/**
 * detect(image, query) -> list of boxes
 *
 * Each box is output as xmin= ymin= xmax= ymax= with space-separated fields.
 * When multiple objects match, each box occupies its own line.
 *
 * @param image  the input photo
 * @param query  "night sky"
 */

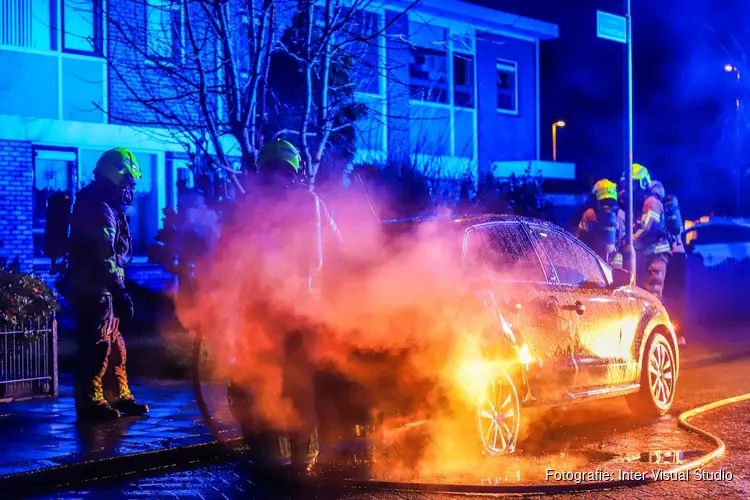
xmin=470 ymin=0 xmax=750 ymax=219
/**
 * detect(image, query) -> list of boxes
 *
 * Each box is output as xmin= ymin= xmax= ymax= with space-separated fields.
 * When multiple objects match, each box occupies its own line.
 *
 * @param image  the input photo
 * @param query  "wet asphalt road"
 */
xmin=30 ymin=335 xmax=750 ymax=499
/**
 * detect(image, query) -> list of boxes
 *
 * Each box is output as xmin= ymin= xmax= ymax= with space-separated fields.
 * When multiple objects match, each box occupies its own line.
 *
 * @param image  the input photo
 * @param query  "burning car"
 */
xmin=374 ymin=214 xmax=680 ymax=456
xmin=224 ymin=213 xmax=679 ymax=462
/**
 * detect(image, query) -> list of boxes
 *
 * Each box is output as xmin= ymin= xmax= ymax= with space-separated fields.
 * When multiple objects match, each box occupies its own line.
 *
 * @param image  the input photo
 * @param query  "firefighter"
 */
xmin=651 ymin=180 xmax=688 ymax=345
xmin=576 ymin=179 xmax=625 ymax=268
xmin=67 ymin=148 xmax=149 ymax=420
xmin=228 ymin=138 xmax=340 ymax=476
xmin=620 ymin=163 xmax=672 ymax=301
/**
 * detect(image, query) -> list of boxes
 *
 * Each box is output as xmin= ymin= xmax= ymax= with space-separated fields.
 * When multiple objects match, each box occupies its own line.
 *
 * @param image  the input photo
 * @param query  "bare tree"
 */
xmin=96 ymin=0 xmax=419 ymax=192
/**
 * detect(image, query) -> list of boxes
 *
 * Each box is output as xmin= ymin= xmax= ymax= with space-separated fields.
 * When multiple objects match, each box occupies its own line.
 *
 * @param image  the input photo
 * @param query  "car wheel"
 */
xmin=476 ymin=372 xmax=521 ymax=455
xmin=626 ymin=332 xmax=677 ymax=417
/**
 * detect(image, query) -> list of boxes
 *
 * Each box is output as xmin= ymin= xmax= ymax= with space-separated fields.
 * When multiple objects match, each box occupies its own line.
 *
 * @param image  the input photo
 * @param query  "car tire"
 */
xmin=476 ymin=371 xmax=521 ymax=456
xmin=626 ymin=332 xmax=677 ymax=417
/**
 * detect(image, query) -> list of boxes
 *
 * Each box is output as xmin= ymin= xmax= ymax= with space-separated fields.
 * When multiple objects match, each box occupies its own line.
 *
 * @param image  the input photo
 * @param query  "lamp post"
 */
xmin=552 ymin=120 xmax=566 ymax=161
xmin=726 ymin=63 xmax=742 ymax=211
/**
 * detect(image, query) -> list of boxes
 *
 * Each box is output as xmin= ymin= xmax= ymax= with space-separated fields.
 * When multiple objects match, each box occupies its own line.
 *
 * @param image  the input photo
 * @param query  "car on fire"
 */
xmin=379 ymin=214 xmax=680 ymax=457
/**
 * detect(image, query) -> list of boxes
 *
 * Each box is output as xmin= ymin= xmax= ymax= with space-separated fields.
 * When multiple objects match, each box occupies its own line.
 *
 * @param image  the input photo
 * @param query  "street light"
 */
xmin=552 ymin=120 xmax=566 ymax=162
xmin=726 ymin=64 xmax=742 ymax=210
xmin=725 ymin=64 xmax=741 ymax=111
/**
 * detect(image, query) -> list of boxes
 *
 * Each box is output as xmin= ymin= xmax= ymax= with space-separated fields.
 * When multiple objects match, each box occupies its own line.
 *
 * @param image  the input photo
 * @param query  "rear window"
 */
xmin=686 ymin=225 xmax=750 ymax=245
xmin=464 ymin=223 xmax=545 ymax=282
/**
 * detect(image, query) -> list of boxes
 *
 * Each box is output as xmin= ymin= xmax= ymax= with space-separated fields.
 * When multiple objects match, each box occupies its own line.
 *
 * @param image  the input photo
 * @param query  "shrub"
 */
xmin=0 ymin=263 xmax=59 ymax=328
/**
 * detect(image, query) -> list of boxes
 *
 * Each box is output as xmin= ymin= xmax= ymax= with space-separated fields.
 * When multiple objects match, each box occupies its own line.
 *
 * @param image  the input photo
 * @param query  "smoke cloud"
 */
xmin=173 ymin=181 xmax=562 ymax=480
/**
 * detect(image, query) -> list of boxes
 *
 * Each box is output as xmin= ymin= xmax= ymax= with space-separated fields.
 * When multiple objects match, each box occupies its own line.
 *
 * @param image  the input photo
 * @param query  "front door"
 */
xmin=463 ymin=222 xmax=576 ymax=402
xmin=526 ymin=225 xmax=633 ymax=392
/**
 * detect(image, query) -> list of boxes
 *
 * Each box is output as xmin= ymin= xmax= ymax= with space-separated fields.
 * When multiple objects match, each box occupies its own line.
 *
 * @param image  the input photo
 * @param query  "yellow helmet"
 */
xmin=592 ymin=179 xmax=618 ymax=202
xmin=632 ymin=163 xmax=652 ymax=190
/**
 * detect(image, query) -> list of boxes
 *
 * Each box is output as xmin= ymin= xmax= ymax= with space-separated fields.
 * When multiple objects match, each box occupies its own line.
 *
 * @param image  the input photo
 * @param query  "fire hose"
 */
xmin=192 ymin=333 xmax=750 ymax=494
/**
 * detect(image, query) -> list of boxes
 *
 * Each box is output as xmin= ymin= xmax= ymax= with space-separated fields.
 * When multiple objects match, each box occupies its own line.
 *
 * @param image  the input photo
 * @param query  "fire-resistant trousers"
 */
xmin=73 ymin=294 xmax=132 ymax=410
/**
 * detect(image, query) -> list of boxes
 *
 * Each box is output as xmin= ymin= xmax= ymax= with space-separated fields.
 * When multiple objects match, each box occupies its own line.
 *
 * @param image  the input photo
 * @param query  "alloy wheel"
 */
xmin=476 ymin=373 xmax=521 ymax=455
xmin=647 ymin=341 xmax=675 ymax=410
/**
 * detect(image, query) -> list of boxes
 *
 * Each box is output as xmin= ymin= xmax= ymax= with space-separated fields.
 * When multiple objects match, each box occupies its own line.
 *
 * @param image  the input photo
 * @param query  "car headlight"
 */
xmin=517 ymin=343 xmax=533 ymax=365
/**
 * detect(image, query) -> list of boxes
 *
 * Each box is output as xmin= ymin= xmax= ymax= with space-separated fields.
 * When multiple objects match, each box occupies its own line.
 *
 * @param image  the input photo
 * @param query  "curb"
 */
xmin=0 ymin=438 xmax=244 ymax=499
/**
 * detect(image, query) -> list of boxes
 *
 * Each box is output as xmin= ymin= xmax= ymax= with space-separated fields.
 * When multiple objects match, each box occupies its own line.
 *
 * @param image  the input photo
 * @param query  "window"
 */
xmin=454 ymin=108 xmax=475 ymax=159
xmin=355 ymin=96 xmax=386 ymax=154
xmin=409 ymin=47 xmax=448 ymax=103
xmin=465 ymin=224 xmax=545 ymax=282
xmin=33 ymin=148 xmax=77 ymax=258
xmin=62 ymin=0 xmax=103 ymax=54
xmin=532 ymin=228 xmax=607 ymax=286
xmin=408 ymin=23 xmax=448 ymax=104
xmin=146 ymin=0 xmax=182 ymax=61
xmin=1 ymin=0 xmax=53 ymax=50
xmin=496 ymin=59 xmax=518 ymax=114
xmin=350 ymin=10 xmax=382 ymax=95
xmin=453 ymin=53 xmax=474 ymax=108
xmin=410 ymin=103 xmax=451 ymax=157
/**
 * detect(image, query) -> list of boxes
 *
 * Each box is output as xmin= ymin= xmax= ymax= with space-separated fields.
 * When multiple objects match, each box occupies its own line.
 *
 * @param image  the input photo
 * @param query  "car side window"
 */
xmin=531 ymin=227 xmax=607 ymax=286
xmin=465 ymin=223 xmax=545 ymax=282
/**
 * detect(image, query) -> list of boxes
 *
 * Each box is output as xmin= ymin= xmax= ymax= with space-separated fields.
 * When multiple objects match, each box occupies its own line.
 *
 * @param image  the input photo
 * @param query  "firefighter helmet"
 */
xmin=631 ymin=163 xmax=652 ymax=190
xmin=592 ymin=179 xmax=618 ymax=202
xmin=94 ymin=148 xmax=142 ymax=186
xmin=257 ymin=139 xmax=301 ymax=173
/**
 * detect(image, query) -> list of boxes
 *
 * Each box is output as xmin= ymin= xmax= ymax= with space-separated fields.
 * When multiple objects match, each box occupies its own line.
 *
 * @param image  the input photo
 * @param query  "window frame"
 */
xmin=31 ymin=145 xmax=78 ymax=263
xmin=496 ymin=58 xmax=519 ymax=116
xmin=145 ymin=0 xmax=184 ymax=64
xmin=526 ymin=224 xmax=610 ymax=286
xmin=462 ymin=221 xmax=548 ymax=284
xmin=352 ymin=8 xmax=388 ymax=161
xmin=406 ymin=16 xmax=478 ymax=162
xmin=60 ymin=0 xmax=104 ymax=56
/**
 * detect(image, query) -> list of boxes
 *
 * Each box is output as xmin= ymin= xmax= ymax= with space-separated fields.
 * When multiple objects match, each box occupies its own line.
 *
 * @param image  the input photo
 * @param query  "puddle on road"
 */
xmin=580 ymin=449 xmax=705 ymax=465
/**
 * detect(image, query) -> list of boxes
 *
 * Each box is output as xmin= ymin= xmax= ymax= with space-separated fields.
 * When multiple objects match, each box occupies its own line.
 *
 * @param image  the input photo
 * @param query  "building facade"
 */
xmin=0 ymin=0 xmax=563 ymax=287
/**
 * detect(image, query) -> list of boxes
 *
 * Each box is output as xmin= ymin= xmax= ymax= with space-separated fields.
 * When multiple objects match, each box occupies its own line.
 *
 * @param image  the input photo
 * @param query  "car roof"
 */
xmin=380 ymin=213 xmax=564 ymax=233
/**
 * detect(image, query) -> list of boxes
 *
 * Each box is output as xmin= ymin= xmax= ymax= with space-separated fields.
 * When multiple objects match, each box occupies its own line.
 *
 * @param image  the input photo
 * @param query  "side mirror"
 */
xmin=610 ymin=268 xmax=633 ymax=288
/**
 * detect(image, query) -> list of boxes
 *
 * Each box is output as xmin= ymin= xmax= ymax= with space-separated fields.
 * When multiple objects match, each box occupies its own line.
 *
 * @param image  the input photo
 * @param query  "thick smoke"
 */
xmin=173 ymin=183 xmax=561 ymax=479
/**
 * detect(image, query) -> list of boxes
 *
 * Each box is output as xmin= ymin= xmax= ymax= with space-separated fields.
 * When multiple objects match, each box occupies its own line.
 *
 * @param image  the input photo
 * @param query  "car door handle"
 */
xmin=561 ymin=301 xmax=586 ymax=316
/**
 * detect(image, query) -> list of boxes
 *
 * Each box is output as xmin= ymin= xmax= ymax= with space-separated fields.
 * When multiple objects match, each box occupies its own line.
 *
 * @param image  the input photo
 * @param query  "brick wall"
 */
xmin=0 ymin=140 xmax=33 ymax=272
xmin=107 ymin=3 xmax=212 ymax=128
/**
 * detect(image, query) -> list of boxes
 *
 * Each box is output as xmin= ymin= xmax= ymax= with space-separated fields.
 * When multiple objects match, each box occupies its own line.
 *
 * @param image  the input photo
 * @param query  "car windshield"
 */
xmin=464 ymin=223 xmax=545 ymax=282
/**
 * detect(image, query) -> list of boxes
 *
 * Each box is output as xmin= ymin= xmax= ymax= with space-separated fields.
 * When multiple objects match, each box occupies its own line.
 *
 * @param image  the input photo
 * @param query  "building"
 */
xmin=0 ymin=0 xmax=566 ymax=288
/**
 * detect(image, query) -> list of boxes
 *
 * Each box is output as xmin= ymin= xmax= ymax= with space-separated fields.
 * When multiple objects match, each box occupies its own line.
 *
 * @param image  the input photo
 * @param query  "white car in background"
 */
xmin=683 ymin=216 xmax=750 ymax=266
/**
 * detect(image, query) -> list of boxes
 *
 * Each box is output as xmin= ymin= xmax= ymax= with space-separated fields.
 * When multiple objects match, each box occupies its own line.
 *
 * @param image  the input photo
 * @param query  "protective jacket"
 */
xmin=576 ymin=206 xmax=625 ymax=265
xmin=633 ymin=194 xmax=671 ymax=256
xmin=255 ymin=185 xmax=342 ymax=297
xmin=67 ymin=183 xmax=131 ymax=298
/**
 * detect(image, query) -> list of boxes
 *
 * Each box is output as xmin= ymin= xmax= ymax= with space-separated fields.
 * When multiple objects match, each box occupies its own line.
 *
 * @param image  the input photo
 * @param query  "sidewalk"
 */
xmin=0 ymin=374 xmax=239 ymax=479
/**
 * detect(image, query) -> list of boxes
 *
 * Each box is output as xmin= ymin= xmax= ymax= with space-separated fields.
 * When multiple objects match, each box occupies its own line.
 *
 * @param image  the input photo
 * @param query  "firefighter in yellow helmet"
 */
xmin=576 ymin=179 xmax=626 ymax=267
xmin=619 ymin=163 xmax=672 ymax=300
xmin=226 ymin=138 xmax=342 ymax=477
xmin=67 ymin=148 xmax=149 ymax=420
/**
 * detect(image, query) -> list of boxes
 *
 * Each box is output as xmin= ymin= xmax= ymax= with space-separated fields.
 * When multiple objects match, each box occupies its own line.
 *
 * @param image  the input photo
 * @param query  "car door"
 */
xmin=463 ymin=222 xmax=577 ymax=402
xmin=526 ymin=224 xmax=636 ymax=392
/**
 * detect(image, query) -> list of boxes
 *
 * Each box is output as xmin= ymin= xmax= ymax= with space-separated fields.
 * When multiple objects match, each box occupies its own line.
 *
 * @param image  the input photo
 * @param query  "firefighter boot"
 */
xmin=111 ymin=332 xmax=149 ymax=416
xmin=289 ymin=427 xmax=320 ymax=475
xmin=76 ymin=382 xmax=121 ymax=421
xmin=111 ymin=376 xmax=149 ymax=416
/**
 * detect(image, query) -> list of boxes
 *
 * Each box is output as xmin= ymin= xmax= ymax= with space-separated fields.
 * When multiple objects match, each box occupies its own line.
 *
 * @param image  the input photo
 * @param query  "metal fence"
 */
xmin=0 ymin=318 xmax=58 ymax=402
